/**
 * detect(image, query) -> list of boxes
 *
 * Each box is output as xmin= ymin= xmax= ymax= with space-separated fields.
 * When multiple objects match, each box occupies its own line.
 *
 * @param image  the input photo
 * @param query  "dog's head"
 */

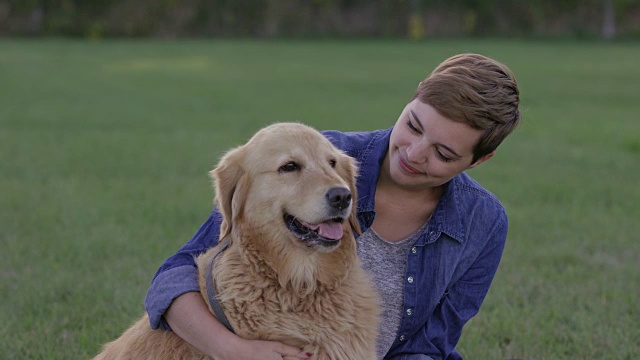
xmin=210 ymin=123 xmax=361 ymax=292
xmin=212 ymin=123 xmax=359 ymax=251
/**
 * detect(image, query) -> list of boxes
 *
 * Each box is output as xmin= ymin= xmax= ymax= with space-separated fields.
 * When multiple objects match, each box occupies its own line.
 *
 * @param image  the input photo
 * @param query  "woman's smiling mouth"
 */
xmin=398 ymin=154 xmax=422 ymax=175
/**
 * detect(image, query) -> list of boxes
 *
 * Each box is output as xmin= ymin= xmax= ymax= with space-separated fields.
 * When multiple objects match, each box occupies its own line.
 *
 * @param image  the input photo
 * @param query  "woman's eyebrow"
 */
xmin=409 ymin=110 xmax=425 ymax=131
xmin=439 ymin=144 xmax=462 ymax=158
xmin=410 ymin=109 xmax=462 ymax=158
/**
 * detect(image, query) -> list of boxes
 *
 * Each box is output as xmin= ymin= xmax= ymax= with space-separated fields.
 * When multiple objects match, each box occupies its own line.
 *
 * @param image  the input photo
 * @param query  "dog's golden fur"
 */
xmin=94 ymin=123 xmax=380 ymax=360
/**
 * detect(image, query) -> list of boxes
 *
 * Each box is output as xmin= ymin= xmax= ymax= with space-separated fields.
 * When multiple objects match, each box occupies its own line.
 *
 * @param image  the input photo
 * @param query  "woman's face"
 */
xmin=385 ymin=99 xmax=494 ymax=191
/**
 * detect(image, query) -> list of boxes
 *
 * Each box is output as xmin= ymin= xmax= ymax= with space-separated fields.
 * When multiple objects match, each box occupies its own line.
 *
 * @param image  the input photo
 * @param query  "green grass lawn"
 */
xmin=1 ymin=38 xmax=638 ymax=359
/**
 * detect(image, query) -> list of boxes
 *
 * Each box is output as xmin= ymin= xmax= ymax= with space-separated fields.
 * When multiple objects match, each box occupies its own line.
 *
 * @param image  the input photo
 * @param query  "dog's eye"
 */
xmin=279 ymin=161 xmax=300 ymax=173
xmin=328 ymin=159 xmax=336 ymax=168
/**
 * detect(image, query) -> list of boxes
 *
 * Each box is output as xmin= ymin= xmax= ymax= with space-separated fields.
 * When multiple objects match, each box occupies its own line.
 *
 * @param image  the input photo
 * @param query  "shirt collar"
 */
xmin=354 ymin=128 xmax=391 ymax=215
xmin=422 ymin=175 xmax=466 ymax=245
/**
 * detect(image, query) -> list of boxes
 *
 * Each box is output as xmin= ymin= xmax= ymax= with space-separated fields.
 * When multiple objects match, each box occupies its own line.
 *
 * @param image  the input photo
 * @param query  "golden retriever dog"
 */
xmin=94 ymin=123 xmax=380 ymax=360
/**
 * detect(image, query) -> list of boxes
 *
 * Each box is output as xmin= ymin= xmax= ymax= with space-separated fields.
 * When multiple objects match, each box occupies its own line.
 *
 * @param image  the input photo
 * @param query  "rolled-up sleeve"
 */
xmin=144 ymin=209 xmax=223 ymax=330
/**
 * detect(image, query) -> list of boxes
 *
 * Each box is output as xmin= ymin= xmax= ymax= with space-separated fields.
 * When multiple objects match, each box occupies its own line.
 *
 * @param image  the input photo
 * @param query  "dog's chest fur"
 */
xmin=197 ymin=238 xmax=380 ymax=360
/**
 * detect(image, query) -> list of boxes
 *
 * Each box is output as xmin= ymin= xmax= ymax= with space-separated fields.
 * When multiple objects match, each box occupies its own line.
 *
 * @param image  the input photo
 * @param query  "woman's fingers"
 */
xmin=231 ymin=338 xmax=311 ymax=360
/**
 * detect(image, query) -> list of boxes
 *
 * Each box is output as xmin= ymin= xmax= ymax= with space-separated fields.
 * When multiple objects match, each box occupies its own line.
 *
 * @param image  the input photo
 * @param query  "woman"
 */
xmin=144 ymin=53 xmax=521 ymax=360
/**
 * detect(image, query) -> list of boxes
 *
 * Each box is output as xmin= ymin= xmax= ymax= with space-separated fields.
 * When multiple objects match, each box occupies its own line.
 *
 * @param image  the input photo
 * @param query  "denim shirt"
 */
xmin=145 ymin=128 xmax=508 ymax=360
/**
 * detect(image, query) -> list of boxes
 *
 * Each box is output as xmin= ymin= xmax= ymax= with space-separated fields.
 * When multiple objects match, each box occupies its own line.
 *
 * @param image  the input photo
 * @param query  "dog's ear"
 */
xmin=338 ymin=153 xmax=362 ymax=236
xmin=210 ymin=146 xmax=250 ymax=238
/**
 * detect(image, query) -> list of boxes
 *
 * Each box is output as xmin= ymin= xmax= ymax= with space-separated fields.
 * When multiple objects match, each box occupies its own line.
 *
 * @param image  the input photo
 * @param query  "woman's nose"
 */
xmin=406 ymin=144 xmax=428 ymax=164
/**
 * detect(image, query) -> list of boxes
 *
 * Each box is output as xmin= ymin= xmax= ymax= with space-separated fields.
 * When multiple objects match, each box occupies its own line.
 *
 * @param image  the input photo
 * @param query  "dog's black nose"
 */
xmin=326 ymin=187 xmax=352 ymax=210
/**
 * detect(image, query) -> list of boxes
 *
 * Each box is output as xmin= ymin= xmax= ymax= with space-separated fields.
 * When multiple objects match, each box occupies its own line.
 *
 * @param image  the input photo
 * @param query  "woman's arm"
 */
xmin=145 ymin=210 xmax=224 ymax=330
xmin=145 ymin=209 xmax=309 ymax=359
xmin=166 ymin=292 xmax=310 ymax=360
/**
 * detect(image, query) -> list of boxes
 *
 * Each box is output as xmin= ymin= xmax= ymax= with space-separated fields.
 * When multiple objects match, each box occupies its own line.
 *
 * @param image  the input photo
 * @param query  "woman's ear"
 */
xmin=210 ymin=146 xmax=249 ymax=238
xmin=468 ymin=151 xmax=495 ymax=169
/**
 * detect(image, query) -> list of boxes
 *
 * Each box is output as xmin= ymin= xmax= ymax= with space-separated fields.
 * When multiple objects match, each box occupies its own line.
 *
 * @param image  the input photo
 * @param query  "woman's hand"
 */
xmin=165 ymin=292 xmax=310 ymax=360
xmin=217 ymin=337 xmax=311 ymax=360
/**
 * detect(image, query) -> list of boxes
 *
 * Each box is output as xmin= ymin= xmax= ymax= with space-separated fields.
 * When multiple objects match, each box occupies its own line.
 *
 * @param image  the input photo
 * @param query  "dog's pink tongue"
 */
xmin=317 ymin=222 xmax=344 ymax=240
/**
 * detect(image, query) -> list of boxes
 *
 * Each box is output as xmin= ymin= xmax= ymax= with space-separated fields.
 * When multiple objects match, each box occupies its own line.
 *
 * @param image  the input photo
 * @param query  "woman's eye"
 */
xmin=436 ymin=150 xmax=453 ymax=162
xmin=406 ymin=120 xmax=420 ymax=134
xmin=329 ymin=159 xmax=336 ymax=168
xmin=279 ymin=161 xmax=300 ymax=173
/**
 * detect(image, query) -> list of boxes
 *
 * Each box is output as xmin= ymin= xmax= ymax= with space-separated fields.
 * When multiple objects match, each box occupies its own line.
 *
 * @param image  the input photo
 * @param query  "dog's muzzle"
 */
xmin=284 ymin=214 xmax=345 ymax=248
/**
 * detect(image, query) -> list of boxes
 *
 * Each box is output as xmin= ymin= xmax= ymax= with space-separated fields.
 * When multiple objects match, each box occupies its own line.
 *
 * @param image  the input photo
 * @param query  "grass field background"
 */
xmin=1 ymin=39 xmax=639 ymax=359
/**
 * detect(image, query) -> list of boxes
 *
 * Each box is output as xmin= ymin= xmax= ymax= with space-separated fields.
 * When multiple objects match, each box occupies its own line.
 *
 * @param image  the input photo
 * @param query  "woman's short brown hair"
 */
xmin=413 ymin=53 xmax=521 ymax=164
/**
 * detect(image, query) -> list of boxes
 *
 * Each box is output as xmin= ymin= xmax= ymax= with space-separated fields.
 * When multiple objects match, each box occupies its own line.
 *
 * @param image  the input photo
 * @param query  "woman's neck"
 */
xmin=373 ymin=157 xmax=443 ymax=242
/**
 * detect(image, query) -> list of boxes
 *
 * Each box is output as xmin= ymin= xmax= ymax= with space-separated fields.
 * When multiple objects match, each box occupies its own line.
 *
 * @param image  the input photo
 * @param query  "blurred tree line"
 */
xmin=0 ymin=0 xmax=638 ymax=39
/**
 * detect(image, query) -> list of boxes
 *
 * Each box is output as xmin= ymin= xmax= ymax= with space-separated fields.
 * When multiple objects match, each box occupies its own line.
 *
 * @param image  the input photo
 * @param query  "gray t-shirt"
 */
xmin=356 ymin=224 xmax=427 ymax=359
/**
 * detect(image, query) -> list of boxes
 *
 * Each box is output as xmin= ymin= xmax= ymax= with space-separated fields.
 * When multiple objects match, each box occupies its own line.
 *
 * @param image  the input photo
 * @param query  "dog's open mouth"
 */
xmin=284 ymin=213 xmax=344 ymax=247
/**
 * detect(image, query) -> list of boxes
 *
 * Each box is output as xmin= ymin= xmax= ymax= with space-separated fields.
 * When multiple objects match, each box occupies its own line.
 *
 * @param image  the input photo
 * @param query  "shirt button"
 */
xmin=411 ymin=247 xmax=417 ymax=254
xmin=399 ymin=335 xmax=406 ymax=341
xmin=407 ymin=276 xmax=414 ymax=284
xmin=406 ymin=308 xmax=412 ymax=316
